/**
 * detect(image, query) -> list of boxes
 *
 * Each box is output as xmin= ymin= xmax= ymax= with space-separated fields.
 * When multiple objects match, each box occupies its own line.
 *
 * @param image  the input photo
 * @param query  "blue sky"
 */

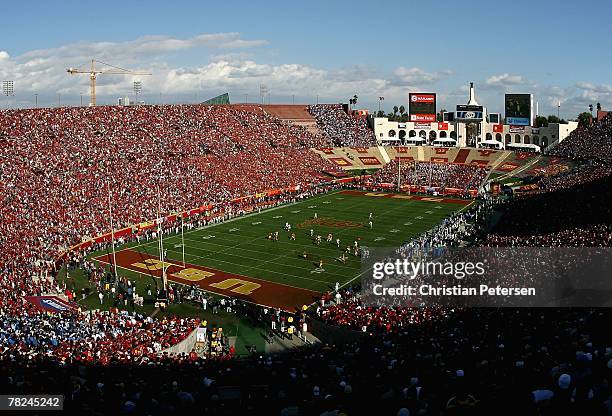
xmin=1 ymin=0 xmax=611 ymax=117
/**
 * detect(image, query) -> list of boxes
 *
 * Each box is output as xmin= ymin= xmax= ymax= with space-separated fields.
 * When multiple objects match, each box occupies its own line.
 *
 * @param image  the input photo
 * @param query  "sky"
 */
xmin=1 ymin=0 xmax=611 ymax=118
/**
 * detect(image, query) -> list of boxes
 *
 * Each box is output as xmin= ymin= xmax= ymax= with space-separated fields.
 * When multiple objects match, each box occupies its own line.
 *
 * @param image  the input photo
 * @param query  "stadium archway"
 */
xmin=399 ymin=130 xmax=406 ymax=142
xmin=439 ymin=131 xmax=447 ymax=138
xmin=533 ymin=135 xmax=540 ymax=146
xmin=450 ymin=131 xmax=457 ymax=140
xmin=429 ymin=131 xmax=437 ymax=141
xmin=419 ymin=130 xmax=427 ymax=139
xmin=541 ymin=136 xmax=548 ymax=148
xmin=409 ymin=130 xmax=416 ymax=137
xmin=486 ymin=132 xmax=492 ymax=140
xmin=495 ymin=133 xmax=502 ymax=141
xmin=524 ymin=135 xmax=530 ymax=144
xmin=389 ymin=130 xmax=396 ymax=138
xmin=505 ymin=134 xmax=511 ymax=145
xmin=515 ymin=134 xmax=521 ymax=143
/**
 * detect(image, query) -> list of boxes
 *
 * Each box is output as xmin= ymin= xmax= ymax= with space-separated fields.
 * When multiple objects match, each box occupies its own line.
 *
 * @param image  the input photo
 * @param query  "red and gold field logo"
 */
xmin=435 ymin=147 xmax=448 ymax=154
xmin=329 ymin=157 xmax=352 ymax=166
xmin=431 ymin=157 xmax=448 ymax=163
xmin=394 ymin=146 xmax=409 ymax=153
xmin=497 ymin=163 xmax=519 ymax=172
xmin=478 ymin=149 xmax=496 ymax=156
xmin=319 ymin=148 xmax=335 ymax=155
xmin=359 ymin=157 xmax=381 ymax=165
xmin=470 ymin=160 xmax=490 ymax=167
xmin=351 ymin=147 xmax=369 ymax=153
xmin=297 ymin=217 xmax=363 ymax=229
xmin=515 ymin=152 xmax=534 ymax=160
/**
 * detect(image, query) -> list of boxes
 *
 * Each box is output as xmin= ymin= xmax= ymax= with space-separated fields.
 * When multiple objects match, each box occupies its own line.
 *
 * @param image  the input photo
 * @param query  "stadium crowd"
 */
xmin=0 ymin=104 xmax=345 ymax=365
xmin=1 ymin=105 xmax=612 ymax=415
xmin=308 ymin=104 xmax=376 ymax=146
xmin=369 ymin=160 xmax=489 ymax=193
xmin=549 ymin=112 xmax=612 ymax=163
xmin=3 ymin=307 xmax=611 ymax=415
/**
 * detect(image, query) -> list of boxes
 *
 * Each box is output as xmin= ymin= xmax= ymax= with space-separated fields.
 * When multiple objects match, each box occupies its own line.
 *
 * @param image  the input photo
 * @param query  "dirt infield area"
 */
xmin=94 ymin=249 xmax=321 ymax=312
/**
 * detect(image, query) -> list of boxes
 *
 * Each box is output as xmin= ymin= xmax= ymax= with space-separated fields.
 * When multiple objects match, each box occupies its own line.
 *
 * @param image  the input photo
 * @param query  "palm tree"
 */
xmin=399 ymin=105 xmax=405 ymax=116
xmin=393 ymin=106 xmax=399 ymax=116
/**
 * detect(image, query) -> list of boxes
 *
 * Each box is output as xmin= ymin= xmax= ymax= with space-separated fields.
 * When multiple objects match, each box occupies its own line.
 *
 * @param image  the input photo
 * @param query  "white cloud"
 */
xmin=485 ymin=73 xmax=533 ymax=89
xmin=576 ymin=82 xmax=612 ymax=94
xmin=392 ymin=67 xmax=452 ymax=85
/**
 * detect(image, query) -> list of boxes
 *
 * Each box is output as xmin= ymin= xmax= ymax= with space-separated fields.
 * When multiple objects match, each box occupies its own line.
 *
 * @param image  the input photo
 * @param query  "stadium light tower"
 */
xmin=104 ymin=163 xmax=118 ymax=280
xmin=378 ymin=96 xmax=384 ymax=114
xmin=134 ymin=80 xmax=142 ymax=102
xmin=259 ymin=84 xmax=268 ymax=104
xmin=3 ymin=80 xmax=14 ymax=108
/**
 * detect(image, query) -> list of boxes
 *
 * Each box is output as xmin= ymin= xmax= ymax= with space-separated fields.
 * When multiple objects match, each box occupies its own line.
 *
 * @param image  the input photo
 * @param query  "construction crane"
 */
xmin=67 ymin=59 xmax=151 ymax=107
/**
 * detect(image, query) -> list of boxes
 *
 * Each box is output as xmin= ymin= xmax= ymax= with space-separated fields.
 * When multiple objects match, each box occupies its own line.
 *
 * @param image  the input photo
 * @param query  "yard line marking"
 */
xmin=389 ymin=229 xmax=400 ymax=233
xmin=229 ymin=228 xmax=240 ymax=232
xmin=202 ymin=235 xmax=215 ymax=240
xmin=251 ymin=221 xmax=262 ymax=225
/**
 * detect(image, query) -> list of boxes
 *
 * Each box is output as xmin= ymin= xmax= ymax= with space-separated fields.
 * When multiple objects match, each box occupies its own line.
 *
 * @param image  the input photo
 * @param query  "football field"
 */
xmin=94 ymin=190 xmax=472 ymax=310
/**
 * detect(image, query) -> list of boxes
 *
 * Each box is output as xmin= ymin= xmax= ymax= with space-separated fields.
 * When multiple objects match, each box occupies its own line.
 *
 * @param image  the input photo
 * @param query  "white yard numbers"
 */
xmin=272 ymin=215 xmax=283 ymax=219
xmin=389 ymin=229 xmax=400 ymax=233
xmin=415 ymin=216 xmax=423 ymax=220
xmin=290 ymin=210 xmax=301 ymax=213
xmin=252 ymin=221 xmax=262 ymax=225
xmin=229 ymin=228 xmax=240 ymax=232
xmin=404 ymin=222 xmax=413 ymax=226
xmin=374 ymin=237 xmax=386 ymax=242
xmin=202 ymin=235 xmax=215 ymax=240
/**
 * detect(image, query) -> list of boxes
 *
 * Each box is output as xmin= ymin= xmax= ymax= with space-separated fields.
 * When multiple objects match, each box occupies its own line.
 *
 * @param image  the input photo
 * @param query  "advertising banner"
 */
xmin=24 ymin=296 xmax=78 ymax=313
xmin=505 ymin=93 xmax=532 ymax=126
xmin=455 ymin=104 xmax=484 ymax=121
xmin=409 ymin=93 xmax=436 ymax=122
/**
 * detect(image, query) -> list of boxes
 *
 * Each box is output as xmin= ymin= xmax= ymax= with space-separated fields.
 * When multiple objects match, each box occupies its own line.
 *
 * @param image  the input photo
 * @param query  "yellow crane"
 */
xmin=67 ymin=59 xmax=151 ymax=107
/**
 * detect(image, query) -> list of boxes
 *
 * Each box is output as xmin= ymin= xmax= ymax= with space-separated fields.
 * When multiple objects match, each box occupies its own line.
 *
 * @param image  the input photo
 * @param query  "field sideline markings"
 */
xmin=126 ymin=190 xmax=342 ymax=252
xmin=164 ymin=243 xmax=351 ymax=278
xmin=92 ymin=253 xmax=316 ymax=312
xmin=115 ymin=190 xmax=459 ymax=291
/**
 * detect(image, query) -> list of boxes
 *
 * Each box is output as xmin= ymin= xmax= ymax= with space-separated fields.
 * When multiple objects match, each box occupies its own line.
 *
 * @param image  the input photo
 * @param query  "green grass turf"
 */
xmin=109 ymin=190 xmax=466 ymax=293
xmin=57 ymin=266 xmax=267 ymax=356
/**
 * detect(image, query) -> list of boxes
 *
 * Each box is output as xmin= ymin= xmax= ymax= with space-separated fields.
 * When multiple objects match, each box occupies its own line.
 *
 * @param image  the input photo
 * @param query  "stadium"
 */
xmin=1 ymin=3 xmax=612 ymax=416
